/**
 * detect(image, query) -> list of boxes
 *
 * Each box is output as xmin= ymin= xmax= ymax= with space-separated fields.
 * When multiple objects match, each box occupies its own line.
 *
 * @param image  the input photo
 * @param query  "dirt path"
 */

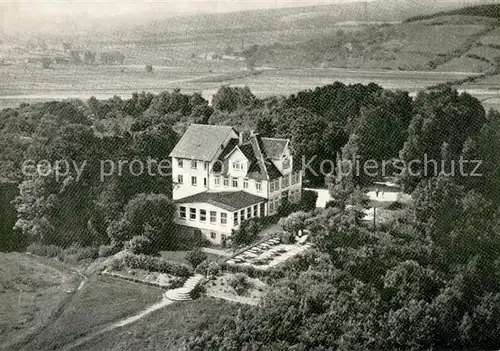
xmin=58 ymin=297 xmax=175 ymax=351
xmin=6 ymin=255 xmax=89 ymax=351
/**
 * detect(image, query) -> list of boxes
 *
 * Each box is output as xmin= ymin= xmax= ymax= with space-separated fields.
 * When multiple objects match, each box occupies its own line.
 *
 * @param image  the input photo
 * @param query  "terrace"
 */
xmin=226 ymin=235 xmax=312 ymax=271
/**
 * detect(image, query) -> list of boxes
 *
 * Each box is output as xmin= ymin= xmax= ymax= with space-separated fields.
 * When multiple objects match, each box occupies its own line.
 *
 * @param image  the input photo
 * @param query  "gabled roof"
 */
xmin=174 ymin=191 xmax=267 ymax=212
xmin=212 ymin=138 xmax=240 ymax=173
xmin=239 ymin=144 xmax=255 ymax=161
xmin=261 ymin=137 xmax=289 ymax=160
xmin=265 ymin=160 xmax=283 ymax=180
xmin=214 ymin=134 xmax=286 ymax=181
xmin=169 ymin=124 xmax=236 ymax=161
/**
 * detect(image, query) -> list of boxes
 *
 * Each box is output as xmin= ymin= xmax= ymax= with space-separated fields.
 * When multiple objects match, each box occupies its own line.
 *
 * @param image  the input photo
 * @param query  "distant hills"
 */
xmin=3 ymin=1 xmax=500 ymax=74
xmin=242 ymin=3 xmax=500 ymax=73
xmin=406 ymin=3 xmax=500 ymax=22
xmin=1 ymin=1 xmax=491 ymax=39
xmin=125 ymin=1 xmax=493 ymax=42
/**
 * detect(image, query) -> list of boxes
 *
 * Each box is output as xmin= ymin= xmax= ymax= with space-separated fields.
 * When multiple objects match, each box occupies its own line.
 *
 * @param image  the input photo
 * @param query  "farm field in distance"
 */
xmin=0 ymin=63 xmax=493 ymax=110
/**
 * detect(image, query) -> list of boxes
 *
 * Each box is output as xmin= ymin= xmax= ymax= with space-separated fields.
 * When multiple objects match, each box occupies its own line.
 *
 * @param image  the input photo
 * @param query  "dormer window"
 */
xmin=232 ymin=161 xmax=244 ymax=171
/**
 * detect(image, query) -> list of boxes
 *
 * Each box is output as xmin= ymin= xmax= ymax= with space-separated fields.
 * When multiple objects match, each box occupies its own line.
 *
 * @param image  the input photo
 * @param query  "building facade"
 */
xmin=169 ymin=124 xmax=302 ymax=245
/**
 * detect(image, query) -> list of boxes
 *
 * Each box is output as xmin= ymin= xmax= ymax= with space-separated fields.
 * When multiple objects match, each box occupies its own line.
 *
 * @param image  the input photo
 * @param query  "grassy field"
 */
xmin=0 ymin=253 xmax=79 ymax=350
xmin=436 ymin=56 xmax=493 ymax=73
xmin=71 ymin=297 xmax=241 ymax=351
xmin=0 ymin=252 xmax=164 ymax=351
xmin=0 ymin=64 xmax=480 ymax=109
xmin=16 ymin=275 xmax=163 ymax=351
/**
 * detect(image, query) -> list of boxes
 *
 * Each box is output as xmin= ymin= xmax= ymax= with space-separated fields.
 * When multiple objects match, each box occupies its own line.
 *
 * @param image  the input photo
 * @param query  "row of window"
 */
xmin=232 ymin=161 xmax=245 ymax=171
xmin=176 ymin=172 xmax=300 ymax=191
xmin=270 ymin=172 xmax=301 ymax=192
xmin=214 ymin=176 xmax=262 ymax=191
xmin=179 ymin=204 xmax=261 ymax=226
xmin=177 ymin=159 xmax=208 ymax=171
xmin=179 ymin=207 xmax=228 ymax=225
xmin=177 ymin=175 xmax=208 ymax=187
xmin=269 ymin=197 xmax=282 ymax=213
xmin=209 ymin=232 xmax=227 ymax=241
xmin=268 ymin=189 xmax=301 ymax=212
xmin=233 ymin=204 xmax=260 ymax=226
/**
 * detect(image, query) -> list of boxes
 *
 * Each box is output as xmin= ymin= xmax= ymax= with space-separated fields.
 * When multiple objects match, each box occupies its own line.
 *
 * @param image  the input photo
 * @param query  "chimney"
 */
xmin=239 ymin=131 xmax=244 ymax=145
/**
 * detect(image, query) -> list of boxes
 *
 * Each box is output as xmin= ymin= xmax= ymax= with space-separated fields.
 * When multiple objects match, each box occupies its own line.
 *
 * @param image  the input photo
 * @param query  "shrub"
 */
xmin=185 ymin=248 xmax=208 ymax=268
xmin=232 ymin=218 xmax=263 ymax=247
xmin=195 ymin=260 xmax=222 ymax=278
xmin=278 ymin=211 xmax=312 ymax=235
xmin=108 ymin=257 xmax=125 ymax=271
xmin=280 ymin=231 xmax=296 ymax=244
xmin=41 ymin=57 xmax=52 ymax=69
xmin=170 ymin=277 xmax=186 ymax=289
xmin=27 ymin=243 xmax=99 ymax=262
xmin=173 ymin=227 xmax=211 ymax=250
xmin=300 ymin=190 xmax=318 ymax=212
xmin=277 ymin=198 xmax=301 ymax=218
xmin=26 ymin=243 xmax=63 ymax=258
xmin=253 ymin=258 xmax=270 ymax=266
xmin=98 ymin=242 xmax=122 ymax=257
xmin=124 ymin=235 xmax=151 ymax=255
xmin=65 ymin=245 xmax=99 ymax=261
xmin=122 ymin=253 xmax=192 ymax=277
xmin=228 ymin=273 xmax=253 ymax=296
xmin=223 ymin=263 xmax=267 ymax=279
xmin=190 ymin=281 xmax=206 ymax=299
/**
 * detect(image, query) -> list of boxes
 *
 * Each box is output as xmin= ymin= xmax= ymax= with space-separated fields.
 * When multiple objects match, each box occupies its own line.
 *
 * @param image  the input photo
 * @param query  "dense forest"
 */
xmin=1 ymin=81 xmax=499 ymax=348
xmin=192 ymin=89 xmax=500 ymax=349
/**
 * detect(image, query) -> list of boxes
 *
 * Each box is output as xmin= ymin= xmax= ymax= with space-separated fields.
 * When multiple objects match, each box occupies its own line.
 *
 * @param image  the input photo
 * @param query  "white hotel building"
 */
xmin=170 ymin=124 xmax=303 ymax=245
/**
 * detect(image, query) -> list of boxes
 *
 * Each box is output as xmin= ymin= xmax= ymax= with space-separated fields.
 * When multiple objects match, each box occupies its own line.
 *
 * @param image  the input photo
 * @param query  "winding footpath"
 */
xmin=59 ymin=274 xmax=205 ymax=351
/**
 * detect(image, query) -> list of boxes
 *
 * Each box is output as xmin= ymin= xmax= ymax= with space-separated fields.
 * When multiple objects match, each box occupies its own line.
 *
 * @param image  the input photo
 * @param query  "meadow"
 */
xmin=0 ymin=253 xmax=79 ymax=350
xmin=0 ymin=252 xmax=164 ymax=351
xmin=71 ymin=297 xmax=240 ymax=351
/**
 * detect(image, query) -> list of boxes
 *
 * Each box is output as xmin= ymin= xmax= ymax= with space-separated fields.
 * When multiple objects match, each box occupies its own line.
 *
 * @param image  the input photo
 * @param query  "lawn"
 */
xmin=18 ymin=275 xmax=163 ymax=351
xmin=0 ymin=252 xmax=80 ymax=350
xmin=71 ymin=297 xmax=242 ymax=351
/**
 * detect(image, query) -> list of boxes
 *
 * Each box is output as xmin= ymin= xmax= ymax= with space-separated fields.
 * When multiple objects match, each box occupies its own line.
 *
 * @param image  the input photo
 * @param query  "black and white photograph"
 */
xmin=1 ymin=0 xmax=500 ymax=350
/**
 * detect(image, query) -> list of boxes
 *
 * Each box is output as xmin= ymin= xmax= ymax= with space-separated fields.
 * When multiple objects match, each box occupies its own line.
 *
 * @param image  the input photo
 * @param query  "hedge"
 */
xmin=122 ymin=253 xmax=192 ymax=277
xmin=27 ymin=243 xmax=99 ymax=261
xmin=221 ymin=262 xmax=268 ymax=279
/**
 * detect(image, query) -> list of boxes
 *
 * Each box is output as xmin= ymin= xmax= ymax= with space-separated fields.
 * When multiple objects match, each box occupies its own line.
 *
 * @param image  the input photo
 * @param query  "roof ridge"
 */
xmin=261 ymin=136 xmax=289 ymax=141
xmin=169 ymin=124 xmax=237 ymax=161
xmin=250 ymin=135 xmax=269 ymax=180
xmin=190 ymin=123 xmax=233 ymax=128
